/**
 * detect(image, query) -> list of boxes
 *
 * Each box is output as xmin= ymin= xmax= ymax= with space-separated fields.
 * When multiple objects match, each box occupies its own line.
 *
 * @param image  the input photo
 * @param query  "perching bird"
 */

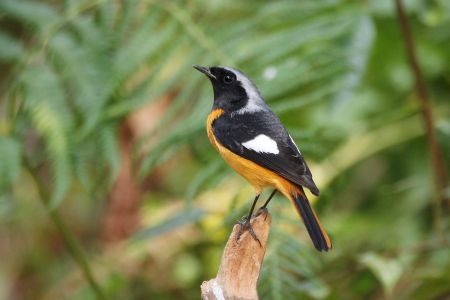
xmin=194 ymin=65 xmax=332 ymax=252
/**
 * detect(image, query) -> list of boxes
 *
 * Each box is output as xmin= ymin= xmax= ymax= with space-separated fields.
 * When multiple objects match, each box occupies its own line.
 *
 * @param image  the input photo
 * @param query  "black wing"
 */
xmin=213 ymin=110 xmax=319 ymax=196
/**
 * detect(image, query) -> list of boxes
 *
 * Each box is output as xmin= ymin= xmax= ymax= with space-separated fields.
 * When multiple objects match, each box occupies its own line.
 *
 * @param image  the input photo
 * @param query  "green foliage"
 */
xmin=359 ymin=252 xmax=405 ymax=295
xmin=1 ymin=0 xmax=450 ymax=299
xmin=259 ymin=209 xmax=330 ymax=299
xmin=131 ymin=208 xmax=205 ymax=243
xmin=0 ymin=137 xmax=21 ymax=192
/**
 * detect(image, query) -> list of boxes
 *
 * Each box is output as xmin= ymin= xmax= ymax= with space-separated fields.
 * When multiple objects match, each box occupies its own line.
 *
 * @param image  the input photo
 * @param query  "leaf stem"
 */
xmin=24 ymin=159 xmax=106 ymax=300
xmin=394 ymin=0 xmax=450 ymax=231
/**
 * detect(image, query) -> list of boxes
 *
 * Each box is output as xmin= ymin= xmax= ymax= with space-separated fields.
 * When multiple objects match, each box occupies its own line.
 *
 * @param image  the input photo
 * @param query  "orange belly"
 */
xmin=206 ymin=109 xmax=297 ymax=197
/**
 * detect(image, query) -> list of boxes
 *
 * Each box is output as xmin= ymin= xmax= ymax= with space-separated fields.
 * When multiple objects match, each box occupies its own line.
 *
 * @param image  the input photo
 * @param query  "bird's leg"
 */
xmin=236 ymin=194 xmax=261 ymax=246
xmin=257 ymin=189 xmax=277 ymax=216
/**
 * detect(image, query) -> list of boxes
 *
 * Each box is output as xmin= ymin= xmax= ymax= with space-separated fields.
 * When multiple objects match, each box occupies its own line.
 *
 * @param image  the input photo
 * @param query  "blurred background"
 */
xmin=1 ymin=0 xmax=449 ymax=299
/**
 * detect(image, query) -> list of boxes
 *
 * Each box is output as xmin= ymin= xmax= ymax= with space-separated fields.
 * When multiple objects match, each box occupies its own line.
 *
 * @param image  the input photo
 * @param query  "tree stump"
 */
xmin=201 ymin=210 xmax=272 ymax=300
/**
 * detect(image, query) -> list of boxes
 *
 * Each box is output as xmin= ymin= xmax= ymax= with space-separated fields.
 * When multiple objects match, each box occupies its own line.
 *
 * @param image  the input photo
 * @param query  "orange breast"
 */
xmin=206 ymin=109 xmax=297 ymax=196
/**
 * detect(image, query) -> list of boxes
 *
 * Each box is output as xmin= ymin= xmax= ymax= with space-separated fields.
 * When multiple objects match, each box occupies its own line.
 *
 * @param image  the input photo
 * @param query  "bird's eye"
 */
xmin=223 ymin=74 xmax=234 ymax=84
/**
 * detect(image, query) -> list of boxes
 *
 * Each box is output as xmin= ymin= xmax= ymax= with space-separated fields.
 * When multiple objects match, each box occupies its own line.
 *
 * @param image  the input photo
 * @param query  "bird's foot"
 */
xmin=235 ymin=216 xmax=261 ymax=247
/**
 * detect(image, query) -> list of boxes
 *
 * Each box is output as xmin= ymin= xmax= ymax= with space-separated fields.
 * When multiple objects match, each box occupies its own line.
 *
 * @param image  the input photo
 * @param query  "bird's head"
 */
xmin=194 ymin=65 xmax=267 ymax=114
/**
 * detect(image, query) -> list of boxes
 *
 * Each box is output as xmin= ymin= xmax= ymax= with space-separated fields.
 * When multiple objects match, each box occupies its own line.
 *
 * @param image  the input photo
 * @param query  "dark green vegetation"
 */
xmin=0 ymin=0 xmax=449 ymax=299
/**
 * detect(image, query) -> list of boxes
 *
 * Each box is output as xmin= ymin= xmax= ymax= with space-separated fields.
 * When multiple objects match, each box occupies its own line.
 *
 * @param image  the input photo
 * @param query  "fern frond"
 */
xmin=19 ymin=65 xmax=72 ymax=208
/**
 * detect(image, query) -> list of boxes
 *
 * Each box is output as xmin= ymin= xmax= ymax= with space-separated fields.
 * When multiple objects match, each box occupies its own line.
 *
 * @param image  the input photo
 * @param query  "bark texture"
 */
xmin=201 ymin=211 xmax=271 ymax=300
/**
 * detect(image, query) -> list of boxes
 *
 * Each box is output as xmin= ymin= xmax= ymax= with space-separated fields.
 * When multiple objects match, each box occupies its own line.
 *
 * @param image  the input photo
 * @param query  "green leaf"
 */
xmin=19 ymin=66 xmax=72 ymax=208
xmin=49 ymin=27 xmax=113 ymax=136
xmin=99 ymin=126 xmax=121 ymax=185
xmin=359 ymin=252 xmax=404 ymax=295
xmin=331 ymin=15 xmax=375 ymax=109
xmin=114 ymin=9 xmax=178 ymax=82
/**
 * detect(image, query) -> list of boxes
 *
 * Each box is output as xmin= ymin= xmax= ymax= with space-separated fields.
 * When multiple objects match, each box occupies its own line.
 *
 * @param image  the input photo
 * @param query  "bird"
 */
xmin=194 ymin=65 xmax=332 ymax=252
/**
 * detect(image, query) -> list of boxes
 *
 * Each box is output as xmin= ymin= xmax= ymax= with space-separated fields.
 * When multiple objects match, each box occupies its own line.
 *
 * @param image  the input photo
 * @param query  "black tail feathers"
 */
xmin=292 ymin=190 xmax=332 ymax=252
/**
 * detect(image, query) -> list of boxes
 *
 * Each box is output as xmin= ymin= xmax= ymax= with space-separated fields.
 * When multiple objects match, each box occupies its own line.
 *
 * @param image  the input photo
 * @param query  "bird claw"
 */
xmin=235 ymin=217 xmax=262 ymax=247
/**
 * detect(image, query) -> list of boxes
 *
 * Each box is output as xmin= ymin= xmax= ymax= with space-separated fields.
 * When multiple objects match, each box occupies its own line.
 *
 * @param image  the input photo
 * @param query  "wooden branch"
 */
xmin=395 ymin=0 xmax=450 ymax=220
xmin=201 ymin=211 xmax=272 ymax=300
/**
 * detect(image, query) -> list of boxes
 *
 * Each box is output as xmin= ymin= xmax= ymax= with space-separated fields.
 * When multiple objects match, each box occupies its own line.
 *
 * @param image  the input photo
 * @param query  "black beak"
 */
xmin=193 ymin=65 xmax=216 ymax=80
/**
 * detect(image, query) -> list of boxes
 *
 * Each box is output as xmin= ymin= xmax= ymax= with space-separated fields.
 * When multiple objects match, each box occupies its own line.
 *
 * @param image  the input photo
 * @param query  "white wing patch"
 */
xmin=242 ymin=134 xmax=279 ymax=154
